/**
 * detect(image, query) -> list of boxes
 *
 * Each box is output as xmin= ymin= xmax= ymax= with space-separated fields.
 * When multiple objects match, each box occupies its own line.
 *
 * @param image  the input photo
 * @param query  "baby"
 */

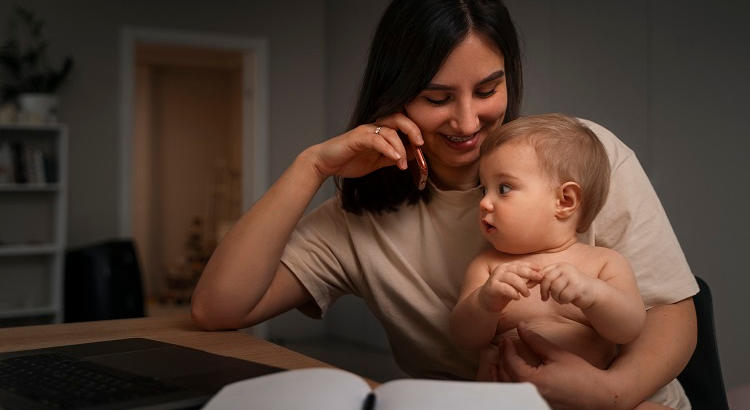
xmin=450 ymin=113 xmax=646 ymax=381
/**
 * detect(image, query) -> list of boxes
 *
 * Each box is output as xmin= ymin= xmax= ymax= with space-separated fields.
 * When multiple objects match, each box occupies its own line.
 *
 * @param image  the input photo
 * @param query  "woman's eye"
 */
xmin=425 ymin=95 xmax=450 ymax=105
xmin=499 ymin=184 xmax=511 ymax=194
xmin=476 ymin=88 xmax=497 ymax=98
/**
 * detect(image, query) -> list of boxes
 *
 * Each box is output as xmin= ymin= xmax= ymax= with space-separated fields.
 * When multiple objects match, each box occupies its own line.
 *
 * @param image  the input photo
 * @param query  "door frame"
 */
xmin=118 ymin=27 xmax=269 ymax=237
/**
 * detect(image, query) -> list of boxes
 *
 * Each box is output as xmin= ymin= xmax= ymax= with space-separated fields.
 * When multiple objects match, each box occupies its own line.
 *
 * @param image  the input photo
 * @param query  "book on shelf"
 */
xmin=203 ymin=367 xmax=550 ymax=410
xmin=0 ymin=140 xmax=57 ymax=185
xmin=0 ymin=141 xmax=12 ymax=184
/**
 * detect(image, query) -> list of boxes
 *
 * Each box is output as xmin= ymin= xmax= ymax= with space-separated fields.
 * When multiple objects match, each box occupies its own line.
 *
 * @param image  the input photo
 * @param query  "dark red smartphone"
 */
xmin=408 ymin=143 xmax=428 ymax=190
xmin=397 ymin=130 xmax=428 ymax=190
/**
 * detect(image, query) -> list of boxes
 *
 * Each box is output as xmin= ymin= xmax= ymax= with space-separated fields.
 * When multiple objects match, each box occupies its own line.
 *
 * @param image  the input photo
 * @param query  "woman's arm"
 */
xmin=502 ymin=298 xmax=696 ymax=410
xmin=191 ymin=149 xmax=327 ymax=330
xmin=607 ymin=299 xmax=697 ymax=408
xmin=191 ymin=116 xmax=423 ymax=330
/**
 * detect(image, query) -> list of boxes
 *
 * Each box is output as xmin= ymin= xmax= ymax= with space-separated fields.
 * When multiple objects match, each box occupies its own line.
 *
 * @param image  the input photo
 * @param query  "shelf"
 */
xmin=0 ymin=306 xmax=57 ymax=319
xmin=0 ymin=123 xmax=65 ymax=132
xmin=0 ymin=243 xmax=58 ymax=257
xmin=0 ymin=124 xmax=66 ymax=326
xmin=0 ymin=183 xmax=60 ymax=192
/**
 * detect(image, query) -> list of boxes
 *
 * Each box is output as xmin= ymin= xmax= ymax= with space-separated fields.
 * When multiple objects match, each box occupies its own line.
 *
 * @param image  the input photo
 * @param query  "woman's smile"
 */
xmin=442 ymin=130 xmax=481 ymax=149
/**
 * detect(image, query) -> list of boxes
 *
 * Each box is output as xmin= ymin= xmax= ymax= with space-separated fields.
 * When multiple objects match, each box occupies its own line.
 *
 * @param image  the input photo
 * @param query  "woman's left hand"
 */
xmin=500 ymin=322 xmax=619 ymax=410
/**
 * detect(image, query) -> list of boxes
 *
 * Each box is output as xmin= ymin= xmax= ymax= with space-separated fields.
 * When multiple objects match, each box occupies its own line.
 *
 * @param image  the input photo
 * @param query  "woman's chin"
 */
xmin=432 ymin=149 xmax=481 ymax=170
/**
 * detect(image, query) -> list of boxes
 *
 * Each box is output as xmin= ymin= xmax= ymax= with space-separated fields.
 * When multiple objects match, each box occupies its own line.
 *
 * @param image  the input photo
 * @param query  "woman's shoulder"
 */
xmin=296 ymin=196 xmax=349 ymax=233
xmin=576 ymin=118 xmax=635 ymax=167
xmin=305 ymin=196 xmax=343 ymax=218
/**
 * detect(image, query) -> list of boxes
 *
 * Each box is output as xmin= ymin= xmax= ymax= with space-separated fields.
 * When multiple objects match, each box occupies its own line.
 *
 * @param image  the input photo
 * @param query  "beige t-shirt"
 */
xmin=280 ymin=119 xmax=699 ymax=380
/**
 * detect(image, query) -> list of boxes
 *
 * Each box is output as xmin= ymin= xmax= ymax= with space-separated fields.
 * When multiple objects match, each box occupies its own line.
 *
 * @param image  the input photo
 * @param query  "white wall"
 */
xmin=322 ymin=0 xmax=750 ymax=392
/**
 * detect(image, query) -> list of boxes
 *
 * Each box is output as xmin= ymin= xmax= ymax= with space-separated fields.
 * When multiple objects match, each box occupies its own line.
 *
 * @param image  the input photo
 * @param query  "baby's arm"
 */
xmin=540 ymin=250 xmax=645 ymax=344
xmin=450 ymin=252 xmax=541 ymax=350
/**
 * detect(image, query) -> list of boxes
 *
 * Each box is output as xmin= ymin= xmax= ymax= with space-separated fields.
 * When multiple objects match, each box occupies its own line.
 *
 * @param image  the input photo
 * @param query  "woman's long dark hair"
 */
xmin=338 ymin=0 xmax=523 ymax=214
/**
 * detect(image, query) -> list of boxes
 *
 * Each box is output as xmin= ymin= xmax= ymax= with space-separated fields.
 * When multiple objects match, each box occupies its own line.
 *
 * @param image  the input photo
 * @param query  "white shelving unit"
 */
xmin=0 ymin=123 xmax=68 ymax=326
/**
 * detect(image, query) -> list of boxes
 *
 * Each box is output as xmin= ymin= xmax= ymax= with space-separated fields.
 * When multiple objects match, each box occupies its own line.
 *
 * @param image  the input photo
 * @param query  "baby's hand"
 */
xmin=539 ymin=263 xmax=600 ymax=309
xmin=479 ymin=262 xmax=542 ymax=311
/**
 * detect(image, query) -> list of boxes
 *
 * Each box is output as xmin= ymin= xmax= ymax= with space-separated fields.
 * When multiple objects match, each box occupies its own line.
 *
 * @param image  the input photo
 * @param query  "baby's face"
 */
xmin=478 ymin=141 xmax=559 ymax=254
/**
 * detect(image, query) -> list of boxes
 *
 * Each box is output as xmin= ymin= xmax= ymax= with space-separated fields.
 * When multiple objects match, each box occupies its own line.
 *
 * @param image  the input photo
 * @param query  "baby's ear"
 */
xmin=555 ymin=181 xmax=581 ymax=221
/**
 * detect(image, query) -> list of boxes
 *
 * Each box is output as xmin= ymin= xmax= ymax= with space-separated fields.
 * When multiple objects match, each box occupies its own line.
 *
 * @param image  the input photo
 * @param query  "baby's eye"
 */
xmin=499 ymin=184 xmax=511 ymax=194
xmin=479 ymin=185 xmax=486 ymax=196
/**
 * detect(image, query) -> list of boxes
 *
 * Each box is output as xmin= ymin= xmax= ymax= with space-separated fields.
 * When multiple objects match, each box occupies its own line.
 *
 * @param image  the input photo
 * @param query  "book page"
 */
xmin=374 ymin=379 xmax=550 ymax=410
xmin=202 ymin=367 xmax=371 ymax=410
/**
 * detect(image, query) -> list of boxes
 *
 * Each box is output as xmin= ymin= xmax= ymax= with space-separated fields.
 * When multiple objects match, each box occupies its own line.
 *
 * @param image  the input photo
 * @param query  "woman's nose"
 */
xmin=449 ymin=99 xmax=480 ymax=136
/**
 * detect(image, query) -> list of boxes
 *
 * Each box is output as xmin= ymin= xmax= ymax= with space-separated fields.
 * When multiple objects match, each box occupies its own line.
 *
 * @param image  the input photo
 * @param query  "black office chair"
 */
xmin=676 ymin=276 xmax=729 ymax=410
xmin=64 ymin=239 xmax=145 ymax=322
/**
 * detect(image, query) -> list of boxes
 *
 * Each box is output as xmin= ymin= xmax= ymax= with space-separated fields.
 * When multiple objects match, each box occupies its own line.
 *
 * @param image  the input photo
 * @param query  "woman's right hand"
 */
xmin=310 ymin=112 xmax=424 ymax=179
xmin=500 ymin=323 xmax=613 ymax=409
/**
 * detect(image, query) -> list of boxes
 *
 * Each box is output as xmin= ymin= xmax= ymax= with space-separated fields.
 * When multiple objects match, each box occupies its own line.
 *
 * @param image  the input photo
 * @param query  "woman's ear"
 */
xmin=555 ymin=181 xmax=582 ymax=221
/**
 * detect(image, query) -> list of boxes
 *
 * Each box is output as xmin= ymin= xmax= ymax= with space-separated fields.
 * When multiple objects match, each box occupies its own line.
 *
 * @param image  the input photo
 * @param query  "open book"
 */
xmin=203 ymin=367 xmax=550 ymax=410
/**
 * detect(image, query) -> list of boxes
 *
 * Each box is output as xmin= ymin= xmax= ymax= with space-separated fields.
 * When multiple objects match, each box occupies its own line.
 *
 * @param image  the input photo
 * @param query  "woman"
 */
xmin=191 ymin=0 xmax=698 ymax=408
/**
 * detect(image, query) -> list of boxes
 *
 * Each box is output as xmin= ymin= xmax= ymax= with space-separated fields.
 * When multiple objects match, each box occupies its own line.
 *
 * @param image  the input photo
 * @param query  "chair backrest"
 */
xmin=676 ymin=276 xmax=729 ymax=410
xmin=64 ymin=239 xmax=145 ymax=322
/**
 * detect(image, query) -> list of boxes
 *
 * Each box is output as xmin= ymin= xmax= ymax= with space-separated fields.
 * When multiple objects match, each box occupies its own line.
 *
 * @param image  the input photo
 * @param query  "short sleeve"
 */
xmin=579 ymin=119 xmax=699 ymax=308
xmin=280 ymin=198 xmax=359 ymax=318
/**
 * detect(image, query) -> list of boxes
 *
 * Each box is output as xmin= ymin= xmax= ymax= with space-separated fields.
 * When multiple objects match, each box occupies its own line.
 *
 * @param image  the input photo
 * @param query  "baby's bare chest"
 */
xmin=489 ymin=247 xmax=609 ymax=332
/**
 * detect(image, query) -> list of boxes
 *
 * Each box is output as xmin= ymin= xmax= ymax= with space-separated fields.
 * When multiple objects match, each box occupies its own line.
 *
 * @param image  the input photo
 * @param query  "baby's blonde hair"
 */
xmin=480 ymin=113 xmax=610 ymax=233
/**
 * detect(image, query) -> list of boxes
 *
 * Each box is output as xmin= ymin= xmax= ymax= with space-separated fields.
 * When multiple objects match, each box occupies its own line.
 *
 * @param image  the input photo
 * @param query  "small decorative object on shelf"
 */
xmin=0 ymin=5 xmax=74 ymax=125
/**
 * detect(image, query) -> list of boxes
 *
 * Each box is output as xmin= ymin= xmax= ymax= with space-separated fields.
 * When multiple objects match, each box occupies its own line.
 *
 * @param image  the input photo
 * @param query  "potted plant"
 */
xmin=0 ymin=5 xmax=73 ymax=123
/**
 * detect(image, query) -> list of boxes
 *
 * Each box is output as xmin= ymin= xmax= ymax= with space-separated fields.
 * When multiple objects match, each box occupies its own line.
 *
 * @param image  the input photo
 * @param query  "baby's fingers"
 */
xmin=517 ymin=264 xmax=543 ymax=283
xmin=504 ymin=262 xmax=543 ymax=282
xmin=497 ymin=282 xmax=523 ymax=300
xmin=539 ymin=268 xmax=562 ymax=301
xmin=493 ymin=270 xmax=530 ymax=298
xmin=548 ymin=274 xmax=571 ymax=303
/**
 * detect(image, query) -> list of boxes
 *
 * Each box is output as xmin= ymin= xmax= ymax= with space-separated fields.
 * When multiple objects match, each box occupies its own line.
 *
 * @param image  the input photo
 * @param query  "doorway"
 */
xmin=119 ymin=29 xmax=269 ymax=307
xmin=134 ymin=43 xmax=243 ymax=302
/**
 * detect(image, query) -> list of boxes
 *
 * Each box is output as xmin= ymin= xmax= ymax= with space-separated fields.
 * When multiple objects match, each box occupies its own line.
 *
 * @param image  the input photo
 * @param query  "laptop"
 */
xmin=0 ymin=338 xmax=283 ymax=409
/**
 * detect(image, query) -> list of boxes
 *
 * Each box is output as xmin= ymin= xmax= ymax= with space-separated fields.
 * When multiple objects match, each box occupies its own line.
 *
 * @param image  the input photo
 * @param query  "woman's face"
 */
xmin=404 ymin=32 xmax=507 ymax=188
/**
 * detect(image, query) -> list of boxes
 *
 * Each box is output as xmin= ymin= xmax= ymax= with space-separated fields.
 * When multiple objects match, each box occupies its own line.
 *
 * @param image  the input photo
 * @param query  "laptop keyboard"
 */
xmin=0 ymin=352 xmax=182 ymax=409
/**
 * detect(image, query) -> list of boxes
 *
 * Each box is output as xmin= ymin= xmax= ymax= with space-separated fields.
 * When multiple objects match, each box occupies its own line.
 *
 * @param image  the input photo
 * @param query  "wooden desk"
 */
xmin=0 ymin=313 xmax=331 ymax=374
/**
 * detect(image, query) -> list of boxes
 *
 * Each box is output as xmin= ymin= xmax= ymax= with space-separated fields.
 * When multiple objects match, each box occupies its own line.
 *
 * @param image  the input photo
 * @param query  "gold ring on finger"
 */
xmin=374 ymin=126 xmax=382 ymax=135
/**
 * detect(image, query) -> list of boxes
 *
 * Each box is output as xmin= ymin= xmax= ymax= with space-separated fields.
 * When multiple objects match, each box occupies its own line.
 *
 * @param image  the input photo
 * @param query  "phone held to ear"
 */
xmin=409 ymin=144 xmax=428 ymax=190
xmin=397 ymin=130 xmax=428 ymax=190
